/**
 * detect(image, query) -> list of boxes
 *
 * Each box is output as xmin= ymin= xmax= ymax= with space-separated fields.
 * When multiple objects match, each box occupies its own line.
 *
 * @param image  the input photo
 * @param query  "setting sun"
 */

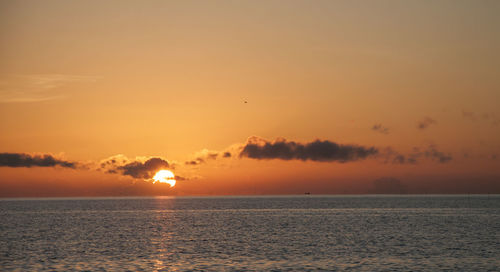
xmin=152 ymin=170 xmax=176 ymax=187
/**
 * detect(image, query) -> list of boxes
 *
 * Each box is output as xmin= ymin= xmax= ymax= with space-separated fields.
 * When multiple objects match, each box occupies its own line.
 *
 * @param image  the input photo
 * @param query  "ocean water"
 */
xmin=1 ymin=195 xmax=499 ymax=271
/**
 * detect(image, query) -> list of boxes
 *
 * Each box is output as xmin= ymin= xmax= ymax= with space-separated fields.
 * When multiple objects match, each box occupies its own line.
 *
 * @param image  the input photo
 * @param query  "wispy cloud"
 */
xmin=417 ymin=117 xmax=437 ymax=130
xmin=424 ymin=145 xmax=453 ymax=163
xmin=184 ymin=149 xmax=220 ymax=166
xmin=381 ymin=145 xmax=452 ymax=164
xmin=0 ymin=74 xmax=99 ymax=103
xmin=462 ymin=110 xmax=500 ymax=126
xmin=371 ymin=123 xmax=390 ymax=134
xmin=184 ymin=148 xmax=233 ymax=166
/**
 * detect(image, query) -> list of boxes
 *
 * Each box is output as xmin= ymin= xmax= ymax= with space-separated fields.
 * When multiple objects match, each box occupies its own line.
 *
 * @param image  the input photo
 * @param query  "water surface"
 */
xmin=1 ymin=195 xmax=499 ymax=271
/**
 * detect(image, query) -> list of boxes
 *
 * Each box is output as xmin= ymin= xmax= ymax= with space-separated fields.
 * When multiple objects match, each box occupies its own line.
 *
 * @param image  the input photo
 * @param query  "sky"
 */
xmin=1 ymin=0 xmax=499 ymax=196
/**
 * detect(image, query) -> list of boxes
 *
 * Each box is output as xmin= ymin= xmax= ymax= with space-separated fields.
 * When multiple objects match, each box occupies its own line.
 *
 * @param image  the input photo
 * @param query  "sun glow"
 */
xmin=152 ymin=170 xmax=176 ymax=187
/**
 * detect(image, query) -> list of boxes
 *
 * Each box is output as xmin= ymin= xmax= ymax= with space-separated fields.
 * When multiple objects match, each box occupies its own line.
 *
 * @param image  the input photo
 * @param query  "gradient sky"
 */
xmin=1 ymin=0 xmax=499 ymax=196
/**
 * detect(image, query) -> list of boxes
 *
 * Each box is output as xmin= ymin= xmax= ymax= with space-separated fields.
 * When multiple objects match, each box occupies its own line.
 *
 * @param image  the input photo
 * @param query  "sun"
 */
xmin=152 ymin=170 xmax=176 ymax=187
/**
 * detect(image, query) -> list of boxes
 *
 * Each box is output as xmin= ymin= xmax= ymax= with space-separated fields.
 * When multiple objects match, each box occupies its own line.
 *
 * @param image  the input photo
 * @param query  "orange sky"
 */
xmin=1 ymin=0 xmax=499 ymax=196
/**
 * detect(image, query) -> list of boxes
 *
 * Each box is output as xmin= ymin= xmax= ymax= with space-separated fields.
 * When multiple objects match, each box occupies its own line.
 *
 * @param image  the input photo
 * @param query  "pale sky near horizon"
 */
xmin=1 ymin=0 xmax=499 ymax=196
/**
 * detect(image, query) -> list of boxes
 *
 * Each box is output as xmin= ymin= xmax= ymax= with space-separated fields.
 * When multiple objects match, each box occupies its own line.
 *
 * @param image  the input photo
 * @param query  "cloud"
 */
xmin=417 ymin=117 xmax=436 ymax=130
xmin=424 ymin=145 xmax=452 ymax=163
xmin=372 ymin=123 xmax=389 ymax=134
xmin=240 ymin=136 xmax=378 ymax=162
xmin=174 ymin=175 xmax=187 ymax=181
xmin=382 ymin=145 xmax=452 ymax=164
xmin=462 ymin=110 xmax=499 ymax=126
xmin=184 ymin=149 xmax=232 ymax=166
xmin=98 ymin=154 xmax=203 ymax=183
xmin=0 ymin=153 xmax=76 ymax=168
xmin=0 ymin=74 xmax=99 ymax=103
xmin=185 ymin=159 xmax=203 ymax=166
xmin=118 ymin=158 xmax=170 ymax=179
xmin=380 ymin=147 xmax=415 ymax=164
xmin=99 ymin=155 xmax=171 ymax=179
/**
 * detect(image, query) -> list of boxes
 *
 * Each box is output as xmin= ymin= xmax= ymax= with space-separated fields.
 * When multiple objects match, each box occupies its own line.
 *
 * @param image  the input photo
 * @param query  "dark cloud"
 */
xmin=175 ymin=175 xmax=187 ymax=181
xmin=0 ymin=153 xmax=76 ymax=168
xmin=101 ymin=156 xmax=171 ymax=179
xmin=240 ymin=137 xmax=378 ymax=162
xmin=417 ymin=117 xmax=436 ymax=130
xmin=118 ymin=158 xmax=170 ymax=179
xmin=372 ymin=124 xmax=389 ymax=134
xmin=185 ymin=158 xmax=204 ymax=166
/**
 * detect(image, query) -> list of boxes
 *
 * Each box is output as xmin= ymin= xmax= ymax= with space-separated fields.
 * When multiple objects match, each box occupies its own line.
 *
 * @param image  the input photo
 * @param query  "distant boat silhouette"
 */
xmin=304 ymin=192 xmax=311 ymax=195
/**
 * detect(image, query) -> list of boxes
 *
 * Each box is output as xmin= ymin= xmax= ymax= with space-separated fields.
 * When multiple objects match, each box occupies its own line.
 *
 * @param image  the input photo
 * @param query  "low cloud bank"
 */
xmin=372 ymin=177 xmax=407 ymax=194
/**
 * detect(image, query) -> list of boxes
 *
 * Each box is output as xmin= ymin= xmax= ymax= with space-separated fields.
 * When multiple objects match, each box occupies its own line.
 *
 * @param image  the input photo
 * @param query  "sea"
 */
xmin=1 ymin=195 xmax=499 ymax=271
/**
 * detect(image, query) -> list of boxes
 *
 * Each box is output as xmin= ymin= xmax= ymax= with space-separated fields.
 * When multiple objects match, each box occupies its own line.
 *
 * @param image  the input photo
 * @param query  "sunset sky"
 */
xmin=1 ymin=0 xmax=499 ymax=196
